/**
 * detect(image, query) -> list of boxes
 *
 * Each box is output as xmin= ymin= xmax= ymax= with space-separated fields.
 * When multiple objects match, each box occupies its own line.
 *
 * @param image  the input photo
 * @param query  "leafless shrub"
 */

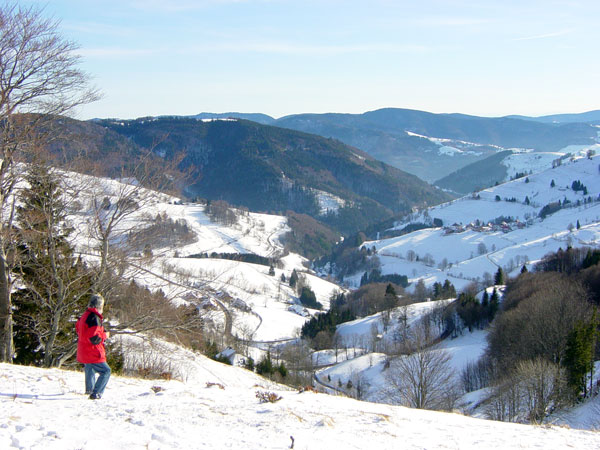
xmin=127 ymin=348 xmax=176 ymax=381
xmin=385 ymin=323 xmax=459 ymax=410
xmin=256 ymin=390 xmax=282 ymax=403
xmin=461 ymin=356 xmax=494 ymax=393
xmin=484 ymin=358 xmax=569 ymax=424
xmin=108 ymin=280 xmax=205 ymax=351
xmin=297 ymin=386 xmax=318 ymax=394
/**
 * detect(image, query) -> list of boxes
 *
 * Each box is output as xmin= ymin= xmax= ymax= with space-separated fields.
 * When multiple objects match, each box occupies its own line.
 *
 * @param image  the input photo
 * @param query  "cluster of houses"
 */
xmin=443 ymin=219 xmax=526 ymax=235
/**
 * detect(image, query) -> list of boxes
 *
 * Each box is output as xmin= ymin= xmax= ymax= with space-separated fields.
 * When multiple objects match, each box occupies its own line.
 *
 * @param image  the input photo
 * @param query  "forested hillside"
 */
xmin=98 ymin=117 xmax=451 ymax=235
xmin=273 ymin=108 xmax=598 ymax=182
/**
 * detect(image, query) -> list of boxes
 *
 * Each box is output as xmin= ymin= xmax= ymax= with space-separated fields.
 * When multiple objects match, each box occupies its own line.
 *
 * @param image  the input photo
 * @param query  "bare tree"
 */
xmin=0 ymin=3 xmax=98 ymax=361
xmin=484 ymin=358 xmax=568 ymax=424
xmin=386 ymin=323 xmax=458 ymax=410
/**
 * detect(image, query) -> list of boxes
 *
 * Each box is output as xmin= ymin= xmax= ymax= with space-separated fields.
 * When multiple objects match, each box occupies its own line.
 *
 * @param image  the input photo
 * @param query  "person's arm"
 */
xmin=85 ymin=313 xmax=106 ymax=345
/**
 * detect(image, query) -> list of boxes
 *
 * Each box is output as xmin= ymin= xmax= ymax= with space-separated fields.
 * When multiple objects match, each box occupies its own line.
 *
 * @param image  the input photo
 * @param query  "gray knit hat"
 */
xmin=88 ymin=294 xmax=105 ymax=310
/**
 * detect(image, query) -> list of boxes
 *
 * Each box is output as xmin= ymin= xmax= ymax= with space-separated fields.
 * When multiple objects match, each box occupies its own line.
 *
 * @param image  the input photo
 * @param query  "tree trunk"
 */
xmin=0 ymin=250 xmax=13 ymax=362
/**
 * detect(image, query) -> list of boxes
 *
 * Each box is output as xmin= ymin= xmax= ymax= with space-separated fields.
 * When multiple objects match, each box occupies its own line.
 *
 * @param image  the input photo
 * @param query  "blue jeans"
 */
xmin=84 ymin=362 xmax=111 ymax=396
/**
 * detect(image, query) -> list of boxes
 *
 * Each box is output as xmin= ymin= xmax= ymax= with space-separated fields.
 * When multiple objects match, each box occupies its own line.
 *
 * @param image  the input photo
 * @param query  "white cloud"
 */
xmin=78 ymin=47 xmax=159 ymax=58
xmin=63 ymin=22 xmax=135 ymax=38
xmin=414 ymin=16 xmax=491 ymax=27
xmin=127 ymin=0 xmax=259 ymax=12
xmin=512 ymin=29 xmax=573 ymax=41
xmin=179 ymin=42 xmax=429 ymax=56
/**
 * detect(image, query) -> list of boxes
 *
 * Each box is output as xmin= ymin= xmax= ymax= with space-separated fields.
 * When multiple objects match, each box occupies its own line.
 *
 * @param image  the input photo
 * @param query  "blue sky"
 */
xmin=27 ymin=0 xmax=600 ymax=119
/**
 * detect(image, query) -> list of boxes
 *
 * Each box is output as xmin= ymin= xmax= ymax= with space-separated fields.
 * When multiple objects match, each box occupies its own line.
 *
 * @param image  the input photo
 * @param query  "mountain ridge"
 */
xmin=165 ymin=108 xmax=598 ymax=182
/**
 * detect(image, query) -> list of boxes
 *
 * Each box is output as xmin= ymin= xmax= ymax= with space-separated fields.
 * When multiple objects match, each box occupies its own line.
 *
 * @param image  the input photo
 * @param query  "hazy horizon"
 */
xmin=24 ymin=0 xmax=600 ymax=121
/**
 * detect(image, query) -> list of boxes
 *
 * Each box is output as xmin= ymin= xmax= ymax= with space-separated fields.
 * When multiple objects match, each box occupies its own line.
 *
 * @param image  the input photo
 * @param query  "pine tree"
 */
xmin=488 ymin=288 xmax=499 ymax=322
xmin=256 ymin=352 xmax=274 ymax=376
xmin=564 ymin=313 xmax=597 ymax=398
xmin=289 ymin=269 xmax=298 ymax=288
xmin=13 ymin=164 xmax=93 ymax=367
xmin=442 ymin=279 xmax=456 ymax=298
xmin=276 ymin=362 xmax=288 ymax=378
xmin=360 ymin=271 xmax=369 ymax=286
xmin=494 ymin=267 xmax=505 ymax=285
xmin=384 ymin=283 xmax=398 ymax=312
xmin=481 ymin=290 xmax=489 ymax=307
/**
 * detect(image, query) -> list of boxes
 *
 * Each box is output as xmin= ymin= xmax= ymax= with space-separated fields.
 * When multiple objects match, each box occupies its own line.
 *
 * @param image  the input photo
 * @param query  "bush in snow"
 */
xmin=256 ymin=390 xmax=282 ymax=403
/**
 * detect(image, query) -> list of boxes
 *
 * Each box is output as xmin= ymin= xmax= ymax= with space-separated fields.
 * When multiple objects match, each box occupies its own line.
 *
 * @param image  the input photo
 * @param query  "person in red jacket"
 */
xmin=76 ymin=294 xmax=111 ymax=399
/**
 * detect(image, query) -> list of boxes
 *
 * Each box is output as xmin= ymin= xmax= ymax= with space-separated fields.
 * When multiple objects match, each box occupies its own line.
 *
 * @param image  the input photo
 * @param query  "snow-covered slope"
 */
xmin=63 ymin=171 xmax=341 ymax=344
xmin=2 ymin=360 xmax=600 ymax=449
xmin=351 ymin=153 xmax=600 ymax=291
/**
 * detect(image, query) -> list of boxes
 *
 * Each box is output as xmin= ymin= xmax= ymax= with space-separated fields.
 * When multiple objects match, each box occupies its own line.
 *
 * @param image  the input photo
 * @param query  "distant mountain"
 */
xmin=506 ymin=110 xmax=600 ymax=124
xmin=97 ymin=117 xmax=451 ymax=235
xmin=273 ymin=108 xmax=598 ymax=182
xmin=435 ymin=151 xmax=513 ymax=195
xmin=186 ymin=112 xmax=276 ymax=125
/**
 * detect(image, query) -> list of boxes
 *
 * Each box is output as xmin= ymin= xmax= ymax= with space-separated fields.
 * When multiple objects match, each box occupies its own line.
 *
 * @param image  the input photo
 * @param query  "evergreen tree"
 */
xmin=244 ymin=356 xmax=255 ymax=372
xmin=256 ymin=353 xmax=274 ymax=376
xmin=385 ymin=283 xmax=397 ymax=304
xmin=360 ymin=271 xmax=369 ymax=286
xmin=583 ymin=249 xmax=600 ymax=269
xmin=276 ymin=362 xmax=288 ymax=378
xmin=521 ymin=265 xmax=528 ymax=274
xmin=481 ymin=290 xmax=489 ymax=307
xmin=13 ymin=164 xmax=93 ymax=367
xmin=577 ymin=220 xmax=581 ymax=230
xmin=564 ymin=314 xmax=597 ymax=398
xmin=494 ymin=267 xmax=505 ymax=285
xmin=442 ymin=279 xmax=456 ymax=299
xmin=551 ymin=179 xmax=556 ymax=188
xmin=299 ymin=286 xmax=322 ymax=309
xmin=457 ymin=292 xmax=483 ymax=332
xmin=488 ymin=288 xmax=499 ymax=322
xmin=289 ymin=269 xmax=298 ymax=288
xmin=268 ymin=265 xmax=275 ymax=276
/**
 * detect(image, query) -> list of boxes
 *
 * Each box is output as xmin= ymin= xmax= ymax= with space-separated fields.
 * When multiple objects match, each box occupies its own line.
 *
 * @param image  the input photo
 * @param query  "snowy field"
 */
xmin=59 ymin=170 xmax=344 ymax=343
xmin=352 ymin=153 xmax=600 ymax=291
xmin=3 ymin=359 xmax=600 ymax=450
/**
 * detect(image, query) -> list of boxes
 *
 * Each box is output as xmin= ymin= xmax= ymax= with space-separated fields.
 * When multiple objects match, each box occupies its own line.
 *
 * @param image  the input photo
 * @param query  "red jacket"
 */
xmin=76 ymin=308 xmax=107 ymax=364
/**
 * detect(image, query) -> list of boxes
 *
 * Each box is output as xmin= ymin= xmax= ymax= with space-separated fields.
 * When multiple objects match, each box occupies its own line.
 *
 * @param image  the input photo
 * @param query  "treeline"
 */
xmin=129 ymin=212 xmax=197 ymax=251
xmin=206 ymin=199 xmax=240 ymax=226
xmin=462 ymin=247 xmax=600 ymax=423
xmin=313 ymin=232 xmax=379 ymax=279
xmin=186 ymin=252 xmax=276 ymax=268
xmin=282 ymin=211 xmax=340 ymax=260
xmin=360 ymin=269 xmax=408 ymax=288
xmin=301 ymin=293 xmax=356 ymax=340
xmin=453 ymin=289 xmax=500 ymax=333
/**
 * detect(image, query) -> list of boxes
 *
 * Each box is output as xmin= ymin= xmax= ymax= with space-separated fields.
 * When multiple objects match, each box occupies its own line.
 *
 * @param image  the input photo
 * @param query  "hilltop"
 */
xmin=2 ymin=359 xmax=600 ymax=449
